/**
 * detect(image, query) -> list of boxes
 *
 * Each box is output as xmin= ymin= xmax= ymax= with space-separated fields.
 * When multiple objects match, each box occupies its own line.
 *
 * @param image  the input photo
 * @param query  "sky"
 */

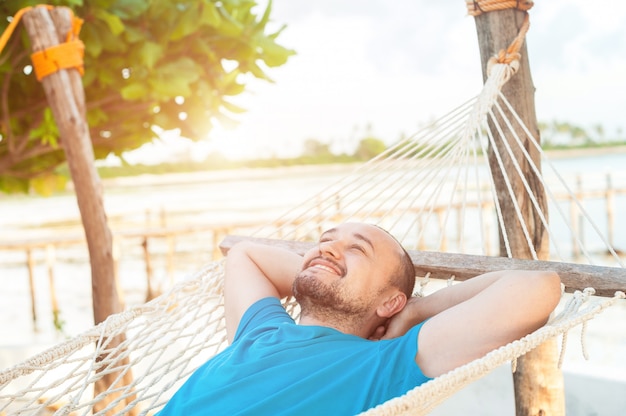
xmin=123 ymin=0 xmax=626 ymax=163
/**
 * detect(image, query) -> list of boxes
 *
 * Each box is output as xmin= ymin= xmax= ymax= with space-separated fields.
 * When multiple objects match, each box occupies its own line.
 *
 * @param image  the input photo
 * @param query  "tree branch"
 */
xmin=1 ymin=48 xmax=31 ymax=156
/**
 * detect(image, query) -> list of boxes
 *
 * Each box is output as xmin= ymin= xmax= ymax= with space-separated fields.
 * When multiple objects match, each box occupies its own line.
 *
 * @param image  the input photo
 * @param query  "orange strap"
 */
xmin=0 ymin=5 xmax=84 ymax=81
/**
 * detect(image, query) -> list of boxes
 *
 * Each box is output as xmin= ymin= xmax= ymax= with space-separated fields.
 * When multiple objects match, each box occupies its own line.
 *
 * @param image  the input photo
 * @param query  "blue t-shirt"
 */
xmin=159 ymin=297 xmax=431 ymax=415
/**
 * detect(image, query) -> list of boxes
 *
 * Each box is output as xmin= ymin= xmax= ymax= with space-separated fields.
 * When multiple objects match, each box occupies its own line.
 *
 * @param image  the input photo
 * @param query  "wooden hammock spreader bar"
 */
xmin=220 ymin=235 xmax=626 ymax=298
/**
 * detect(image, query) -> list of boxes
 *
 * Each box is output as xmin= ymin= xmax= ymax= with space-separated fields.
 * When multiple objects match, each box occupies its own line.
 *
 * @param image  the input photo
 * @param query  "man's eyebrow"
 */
xmin=320 ymin=228 xmax=337 ymax=239
xmin=353 ymin=232 xmax=375 ymax=253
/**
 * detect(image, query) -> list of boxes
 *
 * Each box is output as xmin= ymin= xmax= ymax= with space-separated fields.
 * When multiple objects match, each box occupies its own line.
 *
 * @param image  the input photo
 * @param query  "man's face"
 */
xmin=293 ymin=222 xmax=401 ymax=319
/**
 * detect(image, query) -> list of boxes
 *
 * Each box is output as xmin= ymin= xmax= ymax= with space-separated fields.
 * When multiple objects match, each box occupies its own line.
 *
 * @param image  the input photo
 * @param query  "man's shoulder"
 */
xmin=233 ymin=297 xmax=293 ymax=341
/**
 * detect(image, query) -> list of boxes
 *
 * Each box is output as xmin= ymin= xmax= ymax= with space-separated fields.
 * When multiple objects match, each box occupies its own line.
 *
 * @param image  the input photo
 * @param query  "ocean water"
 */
xmin=0 ymin=155 xmax=625 ymax=414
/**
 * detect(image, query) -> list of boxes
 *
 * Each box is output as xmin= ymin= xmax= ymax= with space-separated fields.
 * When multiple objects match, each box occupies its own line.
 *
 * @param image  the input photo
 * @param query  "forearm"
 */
xmin=224 ymin=241 xmax=303 ymax=342
xmin=383 ymin=270 xmax=561 ymax=339
xmin=416 ymin=271 xmax=508 ymax=321
xmin=225 ymin=241 xmax=302 ymax=298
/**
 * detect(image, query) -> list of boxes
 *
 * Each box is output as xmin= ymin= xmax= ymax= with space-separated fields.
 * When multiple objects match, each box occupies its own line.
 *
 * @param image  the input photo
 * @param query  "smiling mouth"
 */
xmin=305 ymin=257 xmax=345 ymax=277
xmin=314 ymin=264 xmax=337 ymax=274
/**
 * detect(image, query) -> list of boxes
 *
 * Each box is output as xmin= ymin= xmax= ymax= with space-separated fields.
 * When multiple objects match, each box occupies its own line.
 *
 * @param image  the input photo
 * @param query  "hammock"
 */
xmin=2 ymin=3 xmax=626 ymax=416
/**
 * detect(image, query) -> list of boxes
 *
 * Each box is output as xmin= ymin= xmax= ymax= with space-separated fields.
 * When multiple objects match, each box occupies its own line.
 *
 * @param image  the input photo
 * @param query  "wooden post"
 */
xmin=142 ymin=237 xmax=155 ymax=301
xmin=570 ymin=194 xmax=580 ymax=259
xmin=45 ymin=244 xmax=61 ymax=331
xmin=167 ymin=235 xmax=175 ymax=285
xmin=473 ymin=8 xmax=565 ymax=416
xmin=212 ymin=229 xmax=222 ymax=260
xmin=436 ymin=208 xmax=447 ymax=251
xmin=160 ymin=206 xmax=167 ymax=228
xmin=483 ymin=204 xmax=492 ymax=256
xmin=26 ymin=248 xmax=38 ymax=329
xmin=456 ymin=207 xmax=463 ymax=252
xmin=145 ymin=208 xmax=153 ymax=228
xmin=605 ymin=172 xmax=615 ymax=249
xmin=576 ymin=175 xmax=585 ymax=254
xmin=417 ymin=215 xmax=426 ymax=250
xmin=22 ymin=7 xmax=135 ymax=414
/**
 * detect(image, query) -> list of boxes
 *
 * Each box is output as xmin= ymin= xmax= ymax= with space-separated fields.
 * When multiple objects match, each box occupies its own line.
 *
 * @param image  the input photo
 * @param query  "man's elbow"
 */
xmin=227 ymin=241 xmax=255 ymax=258
xmin=538 ymin=271 xmax=562 ymax=321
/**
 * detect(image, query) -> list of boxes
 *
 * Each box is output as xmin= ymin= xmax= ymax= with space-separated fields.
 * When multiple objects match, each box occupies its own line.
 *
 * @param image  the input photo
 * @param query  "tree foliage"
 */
xmin=354 ymin=137 xmax=386 ymax=160
xmin=0 ymin=0 xmax=294 ymax=194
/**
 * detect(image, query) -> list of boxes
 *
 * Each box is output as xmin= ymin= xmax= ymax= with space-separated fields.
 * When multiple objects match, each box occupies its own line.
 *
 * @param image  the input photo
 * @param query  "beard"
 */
xmin=292 ymin=269 xmax=373 ymax=325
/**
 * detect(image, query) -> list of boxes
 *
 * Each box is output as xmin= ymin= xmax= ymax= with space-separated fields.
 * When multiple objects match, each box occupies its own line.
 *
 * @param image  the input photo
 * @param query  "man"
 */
xmin=159 ymin=222 xmax=561 ymax=415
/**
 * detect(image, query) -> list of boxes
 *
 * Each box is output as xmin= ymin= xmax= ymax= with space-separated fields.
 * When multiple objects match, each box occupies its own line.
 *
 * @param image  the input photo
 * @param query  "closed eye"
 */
xmin=350 ymin=244 xmax=366 ymax=254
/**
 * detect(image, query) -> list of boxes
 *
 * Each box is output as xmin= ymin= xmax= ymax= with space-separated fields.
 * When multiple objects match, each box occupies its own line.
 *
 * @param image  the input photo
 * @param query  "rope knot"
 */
xmin=466 ymin=0 xmax=534 ymax=17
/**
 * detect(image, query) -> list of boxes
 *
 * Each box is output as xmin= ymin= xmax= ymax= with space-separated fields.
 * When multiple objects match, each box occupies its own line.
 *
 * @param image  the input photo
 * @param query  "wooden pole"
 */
xmin=142 ymin=237 xmax=155 ymax=301
xmin=22 ymin=7 xmax=135 ymax=414
xmin=167 ymin=235 xmax=175 ymax=285
xmin=26 ymin=248 xmax=38 ymax=329
xmin=220 ymin=235 xmax=626 ymax=297
xmin=570 ymin=194 xmax=580 ymax=259
xmin=576 ymin=175 xmax=585 ymax=254
xmin=45 ymin=244 xmax=61 ymax=331
xmin=605 ymin=172 xmax=615 ymax=249
xmin=474 ymin=8 xmax=565 ymax=415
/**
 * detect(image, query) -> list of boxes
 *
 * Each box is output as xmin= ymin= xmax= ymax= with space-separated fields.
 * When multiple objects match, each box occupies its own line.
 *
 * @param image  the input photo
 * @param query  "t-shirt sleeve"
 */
xmin=232 ymin=297 xmax=294 ymax=343
xmin=378 ymin=321 xmax=433 ymax=388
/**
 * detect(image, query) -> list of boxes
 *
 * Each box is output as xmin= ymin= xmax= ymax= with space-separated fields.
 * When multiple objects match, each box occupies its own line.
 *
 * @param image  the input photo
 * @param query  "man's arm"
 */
xmin=223 ymin=241 xmax=302 ymax=343
xmin=383 ymin=270 xmax=561 ymax=377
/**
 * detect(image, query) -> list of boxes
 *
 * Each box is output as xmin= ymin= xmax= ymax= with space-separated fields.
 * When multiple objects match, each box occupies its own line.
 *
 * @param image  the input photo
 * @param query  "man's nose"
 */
xmin=319 ymin=240 xmax=341 ymax=259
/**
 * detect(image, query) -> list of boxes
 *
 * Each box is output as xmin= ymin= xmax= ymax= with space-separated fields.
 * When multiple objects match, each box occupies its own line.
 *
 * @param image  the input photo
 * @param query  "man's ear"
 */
xmin=376 ymin=292 xmax=407 ymax=318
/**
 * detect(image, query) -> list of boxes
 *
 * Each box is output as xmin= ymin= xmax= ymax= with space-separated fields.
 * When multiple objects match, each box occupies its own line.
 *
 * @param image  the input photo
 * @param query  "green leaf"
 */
xmin=30 ymin=174 xmax=68 ymax=197
xmin=81 ymin=24 xmax=103 ymax=57
xmin=123 ymin=26 xmax=145 ymax=43
xmin=255 ymin=0 xmax=272 ymax=32
xmin=120 ymin=82 xmax=149 ymax=100
xmin=138 ymin=41 xmax=163 ymax=69
xmin=257 ymin=36 xmax=295 ymax=67
xmin=157 ymin=58 xmax=200 ymax=81
xmin=63 ymin=0 xmax=84 ymax=7
xmin=222 ymin=80 xmax=245 ymax=96
xmin=221 ymin=99 xmax=246 ymax=114
xmin=149 ymin=77 xmax=192 ymax=98
xmin=93 ymin=9 xmax=125 ymax=35
xmin=28 ymin=108 xmax=59 ymax=147
xmin=87 ymin=108 xmax=109 ymax=126
xmin=170 ymin=6 xmax=202 ymax=41
xmin=200 ymin=1 xmax=222 ymax=27
xmin=245 ymin=61 xmax=272 ymax=81
xmin=216 ymin=6 xmax=245 ymax=37
xmin=0 ymin=175 xmax=29 ymax=194
xmin=110 ymin=0 xmax=150 ymax=19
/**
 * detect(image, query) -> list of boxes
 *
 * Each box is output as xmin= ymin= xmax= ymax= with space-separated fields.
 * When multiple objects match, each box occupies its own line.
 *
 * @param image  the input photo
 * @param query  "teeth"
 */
xmin=314 ymin=264 xmax=336 ymax=273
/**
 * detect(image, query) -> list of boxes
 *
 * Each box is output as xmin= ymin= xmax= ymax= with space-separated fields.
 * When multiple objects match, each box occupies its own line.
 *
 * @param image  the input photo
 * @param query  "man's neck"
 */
xmin=299 ymin=311 xmax=374 ymax=338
